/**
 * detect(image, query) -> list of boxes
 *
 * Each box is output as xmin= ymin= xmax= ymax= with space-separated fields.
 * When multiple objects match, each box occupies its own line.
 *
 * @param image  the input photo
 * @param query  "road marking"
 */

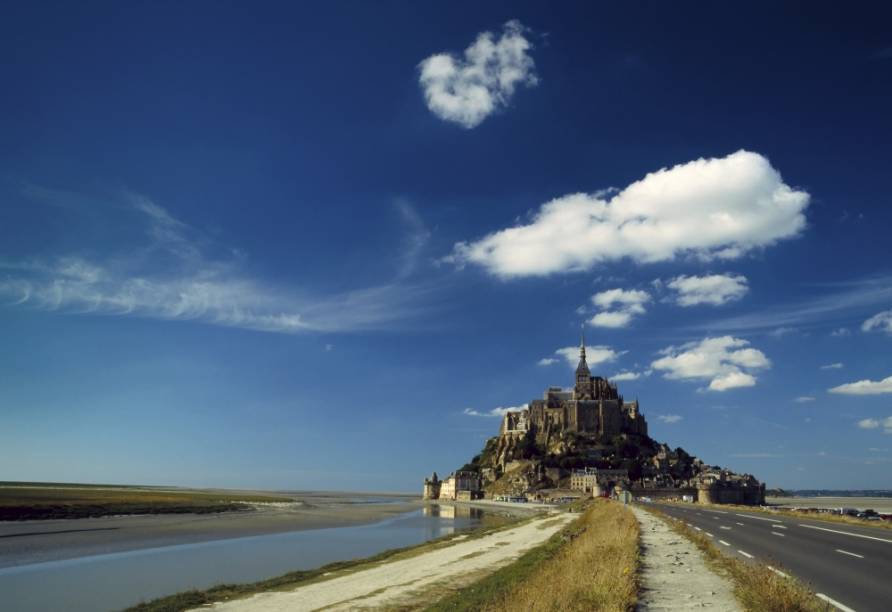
xmin=719 ymin=526 xmax=732 ymax=530
xmin=736 ymin=522 xmax=744 ymax=526
xmin=713 ymin=516 xmax=720 ymax=519
xmin=705 ymin=532 xmax=714 ymax=537
xmin=816 ymin=593 xmax=857 ymax=612
xmin=736 ymin=513 xmax=782 ymax=523
xmin=772 ymin=532 xmax=785 ymax=537
xmin=798 ymin=524 xmax=892 ymax=544
xmin=767 ymin=565 xmax=789 ymax=578
xmin=771 ymin=524 xmax=787 ymax=529
xmin=737 ymin=550 xmax=754 ymax=559
xmin=835 ymin=549 xmax=864 ymax=559
xmin=694 ymin=527 xmax=702 ymax=531
xmin=719 ymin=539 xmax=730 ymax=546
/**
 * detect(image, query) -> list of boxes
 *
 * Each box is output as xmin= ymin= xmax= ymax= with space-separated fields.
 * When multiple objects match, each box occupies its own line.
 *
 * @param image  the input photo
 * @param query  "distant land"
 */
xmin=768 ymin=489 xmax=892 ymax=498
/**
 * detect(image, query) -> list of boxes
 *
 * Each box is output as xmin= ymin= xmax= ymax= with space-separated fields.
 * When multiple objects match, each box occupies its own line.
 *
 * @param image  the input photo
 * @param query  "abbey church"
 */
xmin=500 ymin=338 xmax=648 ymax=441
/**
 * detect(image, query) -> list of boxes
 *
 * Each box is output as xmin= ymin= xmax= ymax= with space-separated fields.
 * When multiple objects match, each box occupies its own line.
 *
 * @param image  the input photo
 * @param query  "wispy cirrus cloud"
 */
xmin=0 ymin=190 xmax=438 ymax=334
xmin=418 ymin=20 xmax=537 ymax=128
xmin=448 ymin=151 xmax=809 ymax=277
xmin=463 ymin=405 xmax=526 ymax=418
xmin=552 ymin=345 xmax=623 ymax=368
xmin=656 ymin=414 xmax=682 ymax=424
xmin=863 ymin=309 xmax=892 ymax=335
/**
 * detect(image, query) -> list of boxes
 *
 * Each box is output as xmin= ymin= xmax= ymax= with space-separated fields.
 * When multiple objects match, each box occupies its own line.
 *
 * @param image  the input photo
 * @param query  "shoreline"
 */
xmin=0 ymin=494 xmax=421 ymax=569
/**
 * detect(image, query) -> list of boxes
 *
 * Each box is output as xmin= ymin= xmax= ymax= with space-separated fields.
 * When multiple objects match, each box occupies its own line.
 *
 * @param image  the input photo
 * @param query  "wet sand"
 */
xmin=767 ymin=496 xmax=892 ymax=513
xmin=0 ymin=491 xmax=418 ymax=568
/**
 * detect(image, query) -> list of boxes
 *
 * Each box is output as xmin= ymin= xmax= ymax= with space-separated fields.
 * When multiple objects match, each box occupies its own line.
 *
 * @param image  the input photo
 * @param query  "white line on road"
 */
xmin=719 ymin=540 xmax=730 ymax=546
xmin=767 ymin=565 xmax=789 ymax=578
xmin=816 ymin=593 xmax=857 ymax=612
xmin=737 ymin=550 xmax=754 ymax=559
xmin=799 ymin=524 xmax=892 ymax=544
xmin=736 ymin=513 xmax=782 ymax=523
xmin=695 ymin=527 xmax=702 ymax=531
xmin=772 ymin=532 xmax=785 ymax=537
xmin=835 ymin=549 xmax=864 ymax=559
xmin=771 ymin=524 xmax=787 ymax=529
xmin=713 ymin=516 xmax=719 ymax=520
xmin=719 ymin=526 xmax=732 ymax=530
xmin=705 ymin=532 xmax=714 ymax=537
xmin=736 ymin=522 xmax=744 ymax=526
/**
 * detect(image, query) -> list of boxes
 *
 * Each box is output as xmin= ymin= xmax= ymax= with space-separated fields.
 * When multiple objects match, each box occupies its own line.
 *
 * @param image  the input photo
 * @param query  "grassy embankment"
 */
xmin=126 ymin=510 xmax=525 ymax=612
xmin=681 ymin=500 xmax=892 ymax=531
xmin=427 ymin=499 xmax=639 ymax=612
xmin=0 ymin=482 xmax=292 ymax=520
xmin=643 ymin=505 xmax=831 ymax=612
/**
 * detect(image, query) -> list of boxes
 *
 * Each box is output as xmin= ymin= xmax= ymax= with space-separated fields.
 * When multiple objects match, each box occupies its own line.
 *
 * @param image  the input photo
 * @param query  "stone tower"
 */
xmin=575 ymin=330 xmax=591 ymax=397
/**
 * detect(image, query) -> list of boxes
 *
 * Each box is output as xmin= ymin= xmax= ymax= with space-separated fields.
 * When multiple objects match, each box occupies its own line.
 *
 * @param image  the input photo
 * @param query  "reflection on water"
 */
xmin=423 ymin=504 xmax=484 ymax=520
xmin=0 ymin=508 xmax=483 ymax=612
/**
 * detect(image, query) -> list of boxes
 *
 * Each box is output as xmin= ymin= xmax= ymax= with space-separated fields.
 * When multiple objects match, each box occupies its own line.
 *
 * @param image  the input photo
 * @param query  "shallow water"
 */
xmin=0 ymin=505 xmax=483 ymax=612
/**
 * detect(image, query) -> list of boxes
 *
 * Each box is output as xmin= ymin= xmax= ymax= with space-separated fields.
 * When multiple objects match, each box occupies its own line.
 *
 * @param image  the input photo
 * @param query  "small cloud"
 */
xmin=656 ymin=414 xmax=682 ymax=424
xmin=463 ymin=405 xmax=526 ymax=418
xmin=553 ymin=345 xmax=623 ymax=368
xmin=830 ymin=327 xmax=851 ymax=337
xmin=324 ymin=343 xmax=334 ymax=352
xmin=794 ymin=396 xmax=816 ymax=403
xmin=862 ymin=309 xmax=892 ymax=335
xmin=612 ymin=371 xmax=640 ymax=381
xmin=804 ymin=417 xmax=813 ymax=423
xmin=830 ymin=374 xmax=892 ymax=396
xmin=820 ymin=362 xmax=843 ymax=370
xmin=858 ymin=418 xmax=880 ymax=429
xmin=729 ymin=453 xmax=782 ymax=458
xmin=667 ymin=273 xmax=748 ymax=307
xmin=768 ymin=326 xmax=798 ymax=338
xmin=537 ymin=357 xmax=558 ymax=366
xmin=651 ymin=336 xmax=770 ymax=392
xmin=589 ymin=288 xmax=650 ymax=328
xmin=418 ymin=20 xmax=538 ymax=128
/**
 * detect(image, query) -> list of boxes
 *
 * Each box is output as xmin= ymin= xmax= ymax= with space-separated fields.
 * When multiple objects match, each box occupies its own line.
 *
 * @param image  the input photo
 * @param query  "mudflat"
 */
xmin=0 ymin=491 xmax=417 ymax=568
xmin=767 ymin=495 xmax=892 ymax=513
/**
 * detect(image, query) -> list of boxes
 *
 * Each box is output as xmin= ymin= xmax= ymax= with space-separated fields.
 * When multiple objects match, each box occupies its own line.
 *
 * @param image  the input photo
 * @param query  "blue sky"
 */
xmin=2 ymin=2 xmax=891 ymax=492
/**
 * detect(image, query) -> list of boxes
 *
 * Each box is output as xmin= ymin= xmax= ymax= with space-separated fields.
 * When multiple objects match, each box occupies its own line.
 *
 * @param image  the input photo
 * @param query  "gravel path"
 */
xmin=632 ymin=505 xmax=741 ymax=611
xmin=200 ymin=512 xmax=574 ymax=611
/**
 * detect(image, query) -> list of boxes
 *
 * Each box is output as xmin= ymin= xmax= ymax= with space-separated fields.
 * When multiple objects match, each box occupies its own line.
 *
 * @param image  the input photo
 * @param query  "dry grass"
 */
xmin=429 ymin=499 xmax=638 ymax=612
xmin=644 ymin=506 xmax=831 ymax=612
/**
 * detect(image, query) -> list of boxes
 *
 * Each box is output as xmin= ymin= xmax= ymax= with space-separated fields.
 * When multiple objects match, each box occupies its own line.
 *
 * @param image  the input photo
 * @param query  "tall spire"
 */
xmin=579 ymin=325 xmax=586 ymax=361
xmin=576 ymin=325 xmax=590 ymax=376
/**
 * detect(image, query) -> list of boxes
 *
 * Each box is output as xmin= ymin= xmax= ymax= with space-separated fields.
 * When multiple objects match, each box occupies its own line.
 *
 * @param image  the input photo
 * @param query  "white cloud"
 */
xmin=830 ymin=374 xmax=892 ymax=396
xmin=820 ymin=362 xmax=843 ymax=370
xmin=611 ymin=371 xmax=640 ymax=381
xmin=552 ymin=345 xmax=622 ymax=368
xmin=831 ymin=327 xmax=851 ymax=337
xmin=418 ymin=20 xmax=537 ymax=128
xmin=651 ymin=336 xmax=770 ymax=392
xmin=768 ymin=326 xmax=798 ymax=337
xmin=667 ymin=273 xmax=748 ymax=306
xmin=657 ymin=414 xmax=683 ymax=423
xmin=794 ymin=396 xmax=816 ymax=403
xmin=863 ymin=309 xmax=892 ymax=334
xmin=858 ymin=416 xmax=892 ymax=432
xmin=589 ymin=288 xmax=650 ymax=328
xmin=449 ymin=151 xmax=809 ymax=277
xmin=463 ymin=405 xmax=526 ymax=418
xmin=537 ymin=357 xmax=558 ymax=366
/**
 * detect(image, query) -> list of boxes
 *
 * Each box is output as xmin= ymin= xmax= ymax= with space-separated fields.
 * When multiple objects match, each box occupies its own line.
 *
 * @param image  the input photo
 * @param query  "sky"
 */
xmin=2 ymin=2 xmax=892 ymax=492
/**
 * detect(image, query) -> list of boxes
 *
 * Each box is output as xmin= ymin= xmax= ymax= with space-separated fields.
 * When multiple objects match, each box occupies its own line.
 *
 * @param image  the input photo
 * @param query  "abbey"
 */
xmin=500 ymin=338 xmax=648 ymax=440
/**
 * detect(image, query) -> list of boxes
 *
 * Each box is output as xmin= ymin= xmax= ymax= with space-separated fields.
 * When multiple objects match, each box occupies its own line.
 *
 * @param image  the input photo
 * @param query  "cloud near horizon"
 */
xmin=418 ymin=20 xmax=537 ymax=128
xmin=651 ymin=336 xmax=771 ymax=391
xmin=857 ymin=416 xmax=892 ymax=434
xmin=463 ymin=405 xmax=526 ymax=418
xmin=448 ymin=151 xmax=809 ymax=277
xmin=656 ymin=414 xmax=683 ymax=423
xmin=829 ymin=374 xmax=892 ymax=395
xmin=862 ymin=309 xmax=892 ymax=334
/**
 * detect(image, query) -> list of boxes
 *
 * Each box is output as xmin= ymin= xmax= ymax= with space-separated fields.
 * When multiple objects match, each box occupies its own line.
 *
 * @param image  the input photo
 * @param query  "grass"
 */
xmin=642 ymin=505 xmax=831 ymax=612
xmin=679 ymin=500 xmax=892 ymax=531
xmin=0 ymin=483 xmax=292 ymax=520
xmin=126 ymin=510 xmax=527 ymax=612
xmin=426 ymin=499 xmax=639 ymax=612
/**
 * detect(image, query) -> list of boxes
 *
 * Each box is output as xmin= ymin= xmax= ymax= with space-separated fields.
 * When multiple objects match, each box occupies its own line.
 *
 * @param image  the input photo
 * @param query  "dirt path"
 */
xmin=200 ymin=512 xmax=574 ymax=611
xmin=632 ymin=506 xmax=741 ymax=611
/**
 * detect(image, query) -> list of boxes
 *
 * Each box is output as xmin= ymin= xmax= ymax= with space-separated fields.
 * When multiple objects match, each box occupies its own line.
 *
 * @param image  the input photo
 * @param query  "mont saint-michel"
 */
xmin=424 ymin=336 xmax=765 ymax=506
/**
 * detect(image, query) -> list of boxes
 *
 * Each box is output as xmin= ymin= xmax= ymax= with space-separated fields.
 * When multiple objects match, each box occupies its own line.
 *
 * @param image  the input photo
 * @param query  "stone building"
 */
xmin=431 ymin=470 xmax=482 ymax=501
xmin=570 ymin=467 xmax=629 ymax=494
xmin=422 ymin=472 xmax=441 ymax=500
xmin=500 ymin=336 xmax=648 ymax=442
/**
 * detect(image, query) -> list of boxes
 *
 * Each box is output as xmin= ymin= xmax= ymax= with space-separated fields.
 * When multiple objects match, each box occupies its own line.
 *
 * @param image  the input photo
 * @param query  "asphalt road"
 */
xmin=652 ymin=503 xmax=892 ymax=612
